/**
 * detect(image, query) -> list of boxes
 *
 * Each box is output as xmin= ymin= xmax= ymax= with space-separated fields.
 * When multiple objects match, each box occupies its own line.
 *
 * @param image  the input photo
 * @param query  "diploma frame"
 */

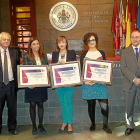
xmin=50 ymin=61 xmax=83 ymax=88
xmin=82 ymin=58 xmax=113 ymax=85
xmin=17 ymin=65 xmax=50 ymax=88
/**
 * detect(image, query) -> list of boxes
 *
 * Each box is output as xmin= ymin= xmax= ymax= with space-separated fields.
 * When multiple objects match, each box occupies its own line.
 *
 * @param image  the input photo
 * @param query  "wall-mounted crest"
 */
xmin=49 ymin=2 xmax=78 ymax=31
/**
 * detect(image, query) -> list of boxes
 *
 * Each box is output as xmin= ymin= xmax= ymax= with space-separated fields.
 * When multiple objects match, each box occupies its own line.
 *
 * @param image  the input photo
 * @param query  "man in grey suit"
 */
xmin=121 ymin=30 xmax=140 ymax=136
xmin=0 ymin=32 xmax=19 ymax=135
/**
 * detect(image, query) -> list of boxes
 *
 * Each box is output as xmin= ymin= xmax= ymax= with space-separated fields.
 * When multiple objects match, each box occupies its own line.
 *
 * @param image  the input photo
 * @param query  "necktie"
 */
xmin=135 ymin=48 xmax=139 ymax=61
xmin=4 ymin=50 xmax=9 ymax=85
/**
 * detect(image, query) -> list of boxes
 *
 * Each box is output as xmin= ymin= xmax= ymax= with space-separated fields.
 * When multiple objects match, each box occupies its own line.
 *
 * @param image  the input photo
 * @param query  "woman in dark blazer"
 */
xmin=23 ymin=37 xmax=48 ymax=135
xmin=52 ymin=36 xmax=76 ymax=134
xmin=80 ymin=32 xmax=112 ymax=134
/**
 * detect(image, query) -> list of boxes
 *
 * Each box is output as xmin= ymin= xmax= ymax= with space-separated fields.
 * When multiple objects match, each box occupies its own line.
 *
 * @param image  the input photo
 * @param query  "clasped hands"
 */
xmin=84 ymin=80 xmax=105 ymax=86
xmin=134 ymin=78 xmax=140 ymax=86
xmin=58 ymin=60 xmax=71 ymax=88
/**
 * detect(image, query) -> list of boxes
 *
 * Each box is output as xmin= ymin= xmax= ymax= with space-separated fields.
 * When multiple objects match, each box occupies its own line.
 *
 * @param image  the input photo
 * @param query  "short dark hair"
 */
xmin=83 ymin=32 xmax=98 ymax=50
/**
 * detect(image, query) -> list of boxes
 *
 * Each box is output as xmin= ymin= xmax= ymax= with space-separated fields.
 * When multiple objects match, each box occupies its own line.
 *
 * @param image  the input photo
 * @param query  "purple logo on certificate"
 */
xmin=86 ymin=63 xmax=106 ymax=78
xmin=54 ymin=67 xmax=74 ymax=83
xmin=22 ymin=70 xmax=28 ymax=83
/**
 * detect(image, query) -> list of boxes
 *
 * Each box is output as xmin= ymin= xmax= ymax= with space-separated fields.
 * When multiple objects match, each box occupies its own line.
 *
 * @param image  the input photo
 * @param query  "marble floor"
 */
xmin=0 ymin=122 xmax=140 ymax=140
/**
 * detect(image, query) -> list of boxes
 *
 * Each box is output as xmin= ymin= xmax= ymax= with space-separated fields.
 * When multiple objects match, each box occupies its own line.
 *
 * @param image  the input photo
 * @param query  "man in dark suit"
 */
xmin=0 ymin=32 xmax=19 ymax=135
xmin=121 ymin=30 xmax=140 ymax=136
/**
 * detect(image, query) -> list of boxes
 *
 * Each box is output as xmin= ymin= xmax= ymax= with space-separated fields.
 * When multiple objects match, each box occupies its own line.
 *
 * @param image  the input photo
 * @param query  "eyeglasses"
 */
xmin=32 ymin=43 xmax=39 ymax=46
xmin=88 ymin=39 xmax=96 ymax=43
xmin=2 ymin=39 xmax=10 ymax=42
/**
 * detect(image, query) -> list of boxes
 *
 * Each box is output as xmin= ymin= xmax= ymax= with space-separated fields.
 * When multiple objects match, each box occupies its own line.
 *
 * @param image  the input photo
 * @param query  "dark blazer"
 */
xmin=80 ymin=50 xmax=106 ymax=71
xmin=22 ymin=53 xmax=48 ymax=65
xmin=121 ymin=46 xmax=140 ymax=92
xmin=51 ymin=50 xmax=76 ymax=63
xmin=0 ymin=47 xmax=19 ymax=92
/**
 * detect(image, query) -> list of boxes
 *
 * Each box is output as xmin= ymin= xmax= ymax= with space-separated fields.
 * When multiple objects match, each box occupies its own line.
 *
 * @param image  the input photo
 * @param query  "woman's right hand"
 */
xmin=84 ymin=80 xmax=95 ymax=86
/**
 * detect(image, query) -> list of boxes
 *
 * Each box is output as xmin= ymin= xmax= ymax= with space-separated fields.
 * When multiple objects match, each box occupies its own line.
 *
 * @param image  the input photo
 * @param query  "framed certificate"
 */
xmin=82 ymin=58 xmax=113 ymax=84
xmin=50 ymin=61 xmax=83 ymax=88
xmin=17 ymin=65 xmax=50 ymax=88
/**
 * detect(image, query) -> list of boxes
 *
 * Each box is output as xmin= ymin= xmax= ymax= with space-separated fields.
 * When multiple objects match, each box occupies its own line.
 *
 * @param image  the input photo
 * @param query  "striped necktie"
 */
xmin=4 ymin=50 xmax=9 ymax=85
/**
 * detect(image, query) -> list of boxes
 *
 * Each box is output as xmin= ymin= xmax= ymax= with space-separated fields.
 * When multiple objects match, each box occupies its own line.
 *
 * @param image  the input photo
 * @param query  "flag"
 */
xmin=137 ymin=0 xmax=140 ymax=31
xmin=125 ymin=0 xmax=131 ymax=48
xmin=111 ymin=0 xmax=120 ymax=49
xmin=119 ymin=0 xmax=125 ymax=48
xmin=131 ymin=0 xmax=136 ymax=31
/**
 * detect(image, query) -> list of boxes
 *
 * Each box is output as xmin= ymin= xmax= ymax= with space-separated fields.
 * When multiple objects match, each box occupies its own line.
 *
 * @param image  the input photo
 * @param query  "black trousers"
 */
xmin=0 ymin=81 xmax=17 ymax=131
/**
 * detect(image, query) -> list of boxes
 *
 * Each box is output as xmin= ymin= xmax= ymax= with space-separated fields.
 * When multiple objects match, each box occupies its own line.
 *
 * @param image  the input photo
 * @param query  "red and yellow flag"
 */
xmin=131 ymin=0 xmax=136 ymax=31
xmin=111 ymin=0 xmax=120 ymax=49
xmin=125 ymin=0 xmax=131 ymax=48
xmin=119 ymin=0 xmax=125 ymax=49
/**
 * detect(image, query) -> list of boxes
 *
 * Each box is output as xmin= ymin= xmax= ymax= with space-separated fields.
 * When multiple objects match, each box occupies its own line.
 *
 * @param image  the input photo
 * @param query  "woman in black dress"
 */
xmin=23 ymin=37 xmax=48 ymax=135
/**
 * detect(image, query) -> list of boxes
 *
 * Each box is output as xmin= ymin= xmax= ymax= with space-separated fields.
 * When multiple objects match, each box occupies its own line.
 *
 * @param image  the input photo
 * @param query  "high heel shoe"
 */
xmin=58 ymin=124 xmax=68 ymax=133
xmin=67 ymin=130 xmax=73 ymax=134
xmin=32 ymin=130 xmax=38 ymax=135
xmin=67 ymin=125 xmax=73 ymax=134
xmin=38 ymin=127 xmax=46 ymax=133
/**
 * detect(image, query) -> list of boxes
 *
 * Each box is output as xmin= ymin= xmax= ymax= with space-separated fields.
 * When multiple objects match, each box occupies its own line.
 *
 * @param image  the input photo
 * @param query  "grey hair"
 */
xmin=0 ymin=32 xmax=11 ymax=41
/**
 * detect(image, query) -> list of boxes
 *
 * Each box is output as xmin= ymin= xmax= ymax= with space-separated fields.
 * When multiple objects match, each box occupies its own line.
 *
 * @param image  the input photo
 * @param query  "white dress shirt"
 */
xmin=132 ymin=44 xmax=140 ymax=54
xmin=0 ymin=47 xmax=14 ymax=82
xmin=35 ymin=56 xmax=41 ymax=65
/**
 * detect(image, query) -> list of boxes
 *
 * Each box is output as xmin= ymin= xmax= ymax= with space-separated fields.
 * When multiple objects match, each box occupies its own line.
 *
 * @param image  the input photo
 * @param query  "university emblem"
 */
xmin=49 ymin=2 xmax=78 ymax=31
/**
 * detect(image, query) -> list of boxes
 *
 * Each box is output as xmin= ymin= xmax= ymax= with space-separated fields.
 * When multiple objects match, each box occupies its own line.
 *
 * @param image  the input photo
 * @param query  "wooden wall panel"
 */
xmin=90 ymin=4 xmax=114 ymax=16
xmin=37 ymin=28 xmax=92 ymax=41
xmin=35 ymin=0 xmax=139 ymax=56
xmin=74 ymin=5 xmax=91 ymax=17
xmin=91 ymin=0 xmax=114 ymax=4
xmin=92 ymin=28 xmax=113 ymax=39
xmin=36 ymin=6 xmax=52 ymax=18
xmin=91 ymin=16 xmax=112 ymax=28
xmin=37 ymin=17 xmax=92 ymax=30
xmin=41 ymin=40 xmax=83 ymax=53
xmin=0 ymin=0 xmax=10 ymax=33
xmin=36 ymin=0 xmax=90 ymax=6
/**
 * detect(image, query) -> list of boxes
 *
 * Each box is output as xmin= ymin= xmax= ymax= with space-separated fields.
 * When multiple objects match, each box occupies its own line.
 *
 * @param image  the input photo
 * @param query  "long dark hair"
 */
xmin=27 ymin=37 xmax=44 ymax=62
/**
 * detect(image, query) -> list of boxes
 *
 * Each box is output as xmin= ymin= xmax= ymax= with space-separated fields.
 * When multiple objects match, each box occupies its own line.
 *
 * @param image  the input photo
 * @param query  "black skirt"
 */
xmin=25 ymin=87 xmax=48 ymax=102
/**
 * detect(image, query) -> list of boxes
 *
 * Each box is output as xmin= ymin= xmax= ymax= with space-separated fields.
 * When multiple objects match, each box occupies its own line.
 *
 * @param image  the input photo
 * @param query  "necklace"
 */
xmin=61 ymin=54 xmax=65 ymax=59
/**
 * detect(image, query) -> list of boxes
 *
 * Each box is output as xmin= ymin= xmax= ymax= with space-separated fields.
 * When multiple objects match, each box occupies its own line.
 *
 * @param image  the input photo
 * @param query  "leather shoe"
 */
xmin=103 ymin=126 xmax=112 ymax=134
xmin=58 ymin=124 xmax=68 ymax=133
xmin=67 ymin=130 xmax=73 ymax=134
xmin=90 ymin=125 xmax=95 ymax=131
xmin=125 ymin=128 xmax=134 ymax=136
xmin=10 ymin=129 xmax=18 ymax=135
